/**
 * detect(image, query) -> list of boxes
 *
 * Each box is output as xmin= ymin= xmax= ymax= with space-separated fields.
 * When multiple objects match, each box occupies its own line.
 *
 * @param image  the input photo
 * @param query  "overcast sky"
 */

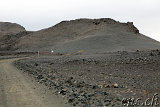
xmin=0 ymin=0 xmax=160 ymax=41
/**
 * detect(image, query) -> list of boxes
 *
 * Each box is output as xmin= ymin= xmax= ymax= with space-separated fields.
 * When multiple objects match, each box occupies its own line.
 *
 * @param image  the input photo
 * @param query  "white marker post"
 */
xmin=51 ymin=50 xmax=54 ymax=53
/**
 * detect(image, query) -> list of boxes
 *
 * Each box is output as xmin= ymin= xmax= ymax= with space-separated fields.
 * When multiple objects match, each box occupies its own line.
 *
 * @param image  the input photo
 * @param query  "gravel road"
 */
xmin=0 ymin=58 xmax=71 ymax=107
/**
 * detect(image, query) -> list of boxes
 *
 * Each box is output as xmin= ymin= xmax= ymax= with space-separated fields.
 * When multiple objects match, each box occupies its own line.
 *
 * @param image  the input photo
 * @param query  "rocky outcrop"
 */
xmin=126 ymin=22 xmax=139 ymax=34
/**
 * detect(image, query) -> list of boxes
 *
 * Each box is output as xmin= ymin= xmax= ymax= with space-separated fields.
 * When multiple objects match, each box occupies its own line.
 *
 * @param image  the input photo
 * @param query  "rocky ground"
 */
xmin=14 ymin=50 xmax=160 ymax=107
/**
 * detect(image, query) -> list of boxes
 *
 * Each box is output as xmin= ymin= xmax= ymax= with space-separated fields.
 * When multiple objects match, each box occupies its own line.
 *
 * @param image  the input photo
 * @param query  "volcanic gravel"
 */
xmin=14 ymin=50 xmax=160 ymax=107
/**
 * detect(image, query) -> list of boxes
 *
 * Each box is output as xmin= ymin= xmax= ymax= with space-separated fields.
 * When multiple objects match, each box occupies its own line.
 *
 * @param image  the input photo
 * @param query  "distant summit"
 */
xmin=51 ymin=18 xmax=139 ymax=34
xmin=0 ymin=22 xmax=25 ymax=36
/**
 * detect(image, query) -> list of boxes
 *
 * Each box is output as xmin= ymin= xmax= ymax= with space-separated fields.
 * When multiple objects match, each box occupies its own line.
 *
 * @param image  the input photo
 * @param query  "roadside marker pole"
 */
xmin=38 ymin=51 xmax=39 ymax=57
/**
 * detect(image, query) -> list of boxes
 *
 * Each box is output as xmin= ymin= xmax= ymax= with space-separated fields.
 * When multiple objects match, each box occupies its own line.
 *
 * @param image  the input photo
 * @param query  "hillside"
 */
xmin=0 ymin=31 xmax=33 ymax=51
xmin=0 ymin=22 xmax=25 ymax=36
xmin=0 ymin=22 xmax=28 ymax=51
xmin=1 ymin=18 xmax=160 ymax=53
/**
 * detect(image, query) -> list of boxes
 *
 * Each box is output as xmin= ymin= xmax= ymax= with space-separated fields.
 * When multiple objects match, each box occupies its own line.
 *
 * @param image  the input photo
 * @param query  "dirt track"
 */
xmin=0 ymin=58 xmax=70 ymax=107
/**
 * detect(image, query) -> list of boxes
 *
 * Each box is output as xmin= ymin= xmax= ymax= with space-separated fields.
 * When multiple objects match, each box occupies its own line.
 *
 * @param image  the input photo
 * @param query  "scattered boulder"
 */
xmin=113 ymin=83 xmax=119 ymax=88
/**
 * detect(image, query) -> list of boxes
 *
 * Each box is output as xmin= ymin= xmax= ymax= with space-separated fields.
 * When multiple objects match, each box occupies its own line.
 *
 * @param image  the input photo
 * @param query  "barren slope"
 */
xmin=0 ymin=22 xmax=27 ymax=51
xmin=0 ymin=31 xmax=33 ymax=51
xmin=16 ymin=18 xmax=160 ymax=53
xmin=0 ymin=22 xmax=25 ymax=36
xmin=1 ymin=18 xmax=160 ymax=53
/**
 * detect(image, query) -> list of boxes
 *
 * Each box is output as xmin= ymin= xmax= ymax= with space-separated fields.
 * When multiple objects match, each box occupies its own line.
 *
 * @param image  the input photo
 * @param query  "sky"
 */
xmin=0 ymin=0 xmax=160 ymax=41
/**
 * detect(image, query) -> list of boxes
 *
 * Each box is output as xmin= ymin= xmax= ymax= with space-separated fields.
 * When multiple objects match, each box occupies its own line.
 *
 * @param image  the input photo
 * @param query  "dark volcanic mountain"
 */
xmin=0 ymin=22 xmax=25 ymax=36
xmin=0 ymin=22 xmax=32 ymax=51
xmin=1 ymin=18 xmax=160 ymax=53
